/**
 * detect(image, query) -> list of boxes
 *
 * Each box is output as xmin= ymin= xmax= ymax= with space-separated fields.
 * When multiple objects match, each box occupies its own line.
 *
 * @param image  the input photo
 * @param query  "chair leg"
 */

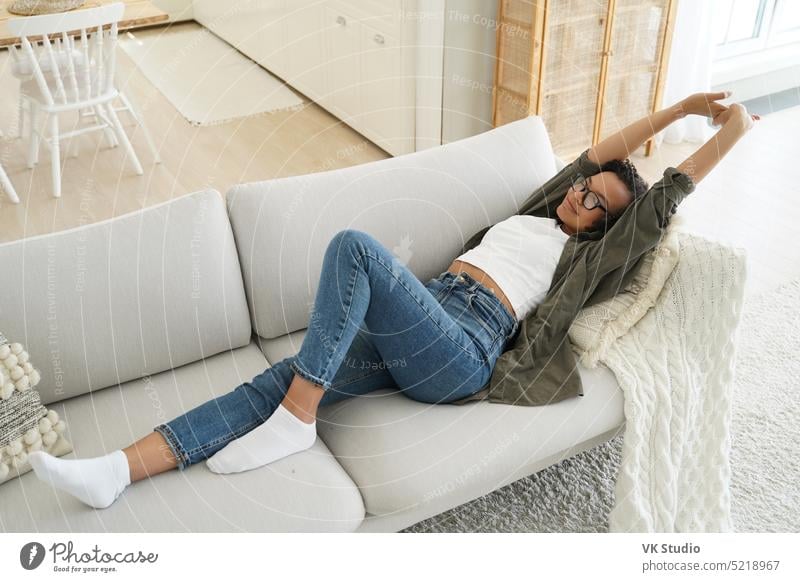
xmin=49 ymin=115 xmax=61 ymax=198
xmin=119 ymin=91 xmax=161 ymax=164
xmin=0 ymin=163 xmax=20 ymax=204
xmin=93 ymin=105 xmax=119 ymax=148
xmin=104 ymin=102 xmax=143 ymax=176
xmin=27 ymin=104 xmax=40 ymax=169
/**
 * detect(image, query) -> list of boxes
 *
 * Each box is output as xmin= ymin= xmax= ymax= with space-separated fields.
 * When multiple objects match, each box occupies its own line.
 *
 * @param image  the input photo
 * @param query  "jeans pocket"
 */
xmin=432 ymin=284 xmax=450 ymax=302
xmin=429 ymin=273 xmax=454 ymax=302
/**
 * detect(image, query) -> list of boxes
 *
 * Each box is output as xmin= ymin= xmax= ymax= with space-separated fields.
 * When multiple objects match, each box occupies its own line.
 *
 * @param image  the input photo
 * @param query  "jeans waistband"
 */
xmin=438 ymin=270 xmax=518 ymax=334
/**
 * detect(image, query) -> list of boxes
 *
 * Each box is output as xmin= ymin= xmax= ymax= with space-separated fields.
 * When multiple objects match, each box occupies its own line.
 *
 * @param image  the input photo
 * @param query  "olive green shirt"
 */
xmin=449 ymin=148 xmax=697 ymax=406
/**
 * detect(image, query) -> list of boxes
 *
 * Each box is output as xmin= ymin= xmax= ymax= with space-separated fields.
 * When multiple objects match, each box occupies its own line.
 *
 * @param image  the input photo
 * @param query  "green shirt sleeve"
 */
xmin=581 ymin=165 xmax=697 ymax=295
xmin=651 ymin=166 xmax=697 ymax=219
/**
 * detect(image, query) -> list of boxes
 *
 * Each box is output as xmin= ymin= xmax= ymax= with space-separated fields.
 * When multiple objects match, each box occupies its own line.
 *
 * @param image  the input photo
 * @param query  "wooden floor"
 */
xmin=1 ymin=28 xmax=796 ymax=302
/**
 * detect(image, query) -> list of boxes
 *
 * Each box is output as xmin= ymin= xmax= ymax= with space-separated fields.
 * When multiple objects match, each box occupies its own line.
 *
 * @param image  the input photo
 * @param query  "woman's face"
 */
xmin=556 ymin=171 xmax=633 ymax=235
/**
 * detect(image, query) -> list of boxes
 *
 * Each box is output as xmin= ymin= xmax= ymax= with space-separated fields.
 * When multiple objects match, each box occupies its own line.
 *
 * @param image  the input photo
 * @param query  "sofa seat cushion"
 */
xmin=314 ymin=364 xmax=623 ymax=517
xmin=0 ymin=342 xmax=365 ymax=532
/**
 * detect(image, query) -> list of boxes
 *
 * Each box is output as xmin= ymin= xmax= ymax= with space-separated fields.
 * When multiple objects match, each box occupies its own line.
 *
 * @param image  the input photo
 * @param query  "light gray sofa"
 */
xmin=0 ymin=116 xmax=624 ymax=532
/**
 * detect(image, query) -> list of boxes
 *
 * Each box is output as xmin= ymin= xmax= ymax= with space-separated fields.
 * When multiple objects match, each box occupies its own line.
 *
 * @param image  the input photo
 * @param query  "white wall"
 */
xmin=441 ymin=0 xmax=498 ymax=144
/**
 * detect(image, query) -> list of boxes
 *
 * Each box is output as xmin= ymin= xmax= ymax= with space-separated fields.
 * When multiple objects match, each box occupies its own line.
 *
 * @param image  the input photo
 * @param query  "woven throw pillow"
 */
xmin=0 ymin=332 xmax=73 ymax=485
xmin=568 ymin=217 xmax=684 ymax=368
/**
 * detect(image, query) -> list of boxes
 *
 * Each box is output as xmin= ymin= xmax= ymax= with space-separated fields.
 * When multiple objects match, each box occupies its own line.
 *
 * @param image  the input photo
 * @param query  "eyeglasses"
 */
xmin=571 ymin=175 xmax=608 ymax=213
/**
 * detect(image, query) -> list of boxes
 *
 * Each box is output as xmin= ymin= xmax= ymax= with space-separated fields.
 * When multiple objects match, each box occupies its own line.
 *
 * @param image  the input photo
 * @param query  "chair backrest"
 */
xmin=8 ymin=2 xmax=125 ymax=107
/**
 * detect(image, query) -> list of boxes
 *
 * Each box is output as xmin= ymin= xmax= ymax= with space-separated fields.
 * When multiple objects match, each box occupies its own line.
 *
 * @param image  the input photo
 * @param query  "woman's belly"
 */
xmin=446 ymin=259 xmax=517 ymax=320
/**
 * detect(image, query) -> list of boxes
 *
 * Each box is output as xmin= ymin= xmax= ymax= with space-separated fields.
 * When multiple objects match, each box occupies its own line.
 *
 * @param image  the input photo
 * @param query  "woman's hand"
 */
xmin=722 ymin=103 xmax=758 ymax=131
xmin=677 ymin=91 xmax=731 ymax=119
xmin=711 ymin=101 xmax=760 ymax=128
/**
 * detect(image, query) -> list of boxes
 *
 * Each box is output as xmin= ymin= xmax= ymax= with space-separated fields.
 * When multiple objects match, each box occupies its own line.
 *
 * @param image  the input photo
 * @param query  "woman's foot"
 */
xmin=206 ymin=404 xmax=317 ymax=474
xmin=28 ymin=449 xmax=131 ymax=509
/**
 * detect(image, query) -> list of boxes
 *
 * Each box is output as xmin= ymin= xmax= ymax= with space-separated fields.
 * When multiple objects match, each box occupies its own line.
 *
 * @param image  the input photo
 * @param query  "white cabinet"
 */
xmin=323 ymin=6 xmax=362 ymax=119
xmin=194 ymin=0 xmax=417 ymax=156
xmin=319 ymin=1 xmax=415 ymax=154
xmin=285 ymin=1 xmax=325 ymax=100
xmin=360 ymin=23 xmax=411 ymax=154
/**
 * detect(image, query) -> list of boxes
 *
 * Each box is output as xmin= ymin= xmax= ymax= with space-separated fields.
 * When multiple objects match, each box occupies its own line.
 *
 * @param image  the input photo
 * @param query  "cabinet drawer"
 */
xmin=323 ymin=5 xmax=362 ymax=117
xmin=360 ymin=24 xmax=410 ymax=150
xmin=335 ymin=0 xmax=404 ymax=38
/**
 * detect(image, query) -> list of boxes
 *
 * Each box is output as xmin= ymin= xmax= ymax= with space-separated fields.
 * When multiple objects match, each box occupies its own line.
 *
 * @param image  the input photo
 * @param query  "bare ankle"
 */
xmin=282 ymin=374 xmax=325 ymax=424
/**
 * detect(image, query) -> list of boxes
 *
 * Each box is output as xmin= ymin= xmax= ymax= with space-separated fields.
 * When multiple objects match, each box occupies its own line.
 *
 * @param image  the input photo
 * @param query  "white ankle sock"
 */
xmin=206 ymin=403 xmax=317 ymax=474
xmin=28 ymin=449 xmax=131 ymax=509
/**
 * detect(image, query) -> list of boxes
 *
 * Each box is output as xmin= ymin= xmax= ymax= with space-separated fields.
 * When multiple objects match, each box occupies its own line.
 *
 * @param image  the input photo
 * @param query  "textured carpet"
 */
xmin=402 ymin=278 xmax=800 ymax=533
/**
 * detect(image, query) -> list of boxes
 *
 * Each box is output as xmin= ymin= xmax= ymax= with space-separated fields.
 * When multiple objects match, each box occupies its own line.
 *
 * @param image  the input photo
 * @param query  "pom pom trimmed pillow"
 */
xmin=0 ymin=332 xmax=73 ymax=485
xmin=568 ymin=218 xmax=683 ymax=368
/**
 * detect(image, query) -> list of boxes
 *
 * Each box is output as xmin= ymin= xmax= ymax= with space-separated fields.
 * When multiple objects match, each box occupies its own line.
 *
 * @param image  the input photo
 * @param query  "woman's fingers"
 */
xmin=710 ymin=103 xmax=727 ymax=116
xmin=708 ymin=102 xmax=760 ymax=126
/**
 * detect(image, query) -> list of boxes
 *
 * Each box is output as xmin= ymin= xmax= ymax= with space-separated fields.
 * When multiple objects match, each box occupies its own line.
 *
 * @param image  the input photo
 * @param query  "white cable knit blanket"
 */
xmin=569 ymin=226 xmax=748 ymax=532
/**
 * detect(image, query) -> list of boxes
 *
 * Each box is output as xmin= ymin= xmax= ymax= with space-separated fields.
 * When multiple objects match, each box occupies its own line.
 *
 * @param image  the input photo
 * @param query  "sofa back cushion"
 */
xmin=227 ymin=115 xmax=558 ymax=340
xmin=0 ymin=190 xmax=252 ymax=405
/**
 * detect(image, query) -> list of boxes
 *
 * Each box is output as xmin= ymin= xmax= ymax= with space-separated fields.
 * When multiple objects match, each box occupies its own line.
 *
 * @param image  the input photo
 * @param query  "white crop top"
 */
xmin=454 ymin=215 xmax=570 ymax=321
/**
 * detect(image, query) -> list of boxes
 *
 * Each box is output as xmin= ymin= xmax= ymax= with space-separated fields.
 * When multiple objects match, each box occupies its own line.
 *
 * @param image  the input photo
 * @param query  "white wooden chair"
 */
xmin=9 ymin=45 xmax=161 ymax=162
xmin=9 ymin=41 xmax=116 ymax=151
xmin=7 ymin=3 xmax=157 ymax=198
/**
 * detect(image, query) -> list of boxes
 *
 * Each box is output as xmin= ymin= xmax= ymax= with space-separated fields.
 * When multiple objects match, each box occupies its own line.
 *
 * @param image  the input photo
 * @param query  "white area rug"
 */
xmin=402 ymin=279 xmax=800 ymax=532
xmin=119 ymin=24 xmax=305 ymax=126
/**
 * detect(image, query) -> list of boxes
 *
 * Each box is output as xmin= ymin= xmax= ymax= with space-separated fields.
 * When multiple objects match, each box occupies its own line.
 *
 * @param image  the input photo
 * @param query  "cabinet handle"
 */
xmin=373 ymin=33 xmax=385 ymax=45
xmin=336 ymin=15 xmax=347 ymax=26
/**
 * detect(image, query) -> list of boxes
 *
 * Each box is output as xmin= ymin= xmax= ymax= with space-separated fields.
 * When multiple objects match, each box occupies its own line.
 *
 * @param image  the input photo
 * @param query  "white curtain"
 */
xmin=654 ymin=0 xmax=718 ymax=147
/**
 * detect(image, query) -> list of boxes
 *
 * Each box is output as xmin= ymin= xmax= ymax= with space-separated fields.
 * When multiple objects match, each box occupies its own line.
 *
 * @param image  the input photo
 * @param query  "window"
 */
xmin=714 ymin=0 xmax=800 ymax=60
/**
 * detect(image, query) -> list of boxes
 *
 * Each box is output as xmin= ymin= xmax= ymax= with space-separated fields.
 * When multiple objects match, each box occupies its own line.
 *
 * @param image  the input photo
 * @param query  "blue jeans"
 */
xmin=154 ymin=229 xmax=519 ymax=470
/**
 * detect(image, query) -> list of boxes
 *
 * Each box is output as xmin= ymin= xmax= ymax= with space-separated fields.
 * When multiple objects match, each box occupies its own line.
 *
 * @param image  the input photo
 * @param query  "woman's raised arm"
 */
xmin=675 ymin=103 xmax=756 ymax=185
xmin=586 ymin=92 xmax=733 ymax=167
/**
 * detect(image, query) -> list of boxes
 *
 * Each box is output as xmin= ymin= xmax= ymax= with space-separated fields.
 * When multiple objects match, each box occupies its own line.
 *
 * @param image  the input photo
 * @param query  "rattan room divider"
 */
xmin=493 ymin=0 xmax=679 ymax=161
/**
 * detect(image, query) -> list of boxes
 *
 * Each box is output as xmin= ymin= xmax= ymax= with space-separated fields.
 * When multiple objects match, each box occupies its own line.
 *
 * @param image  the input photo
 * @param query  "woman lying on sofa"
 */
xmin=27 ymin=93 xmax=758 ymax=509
